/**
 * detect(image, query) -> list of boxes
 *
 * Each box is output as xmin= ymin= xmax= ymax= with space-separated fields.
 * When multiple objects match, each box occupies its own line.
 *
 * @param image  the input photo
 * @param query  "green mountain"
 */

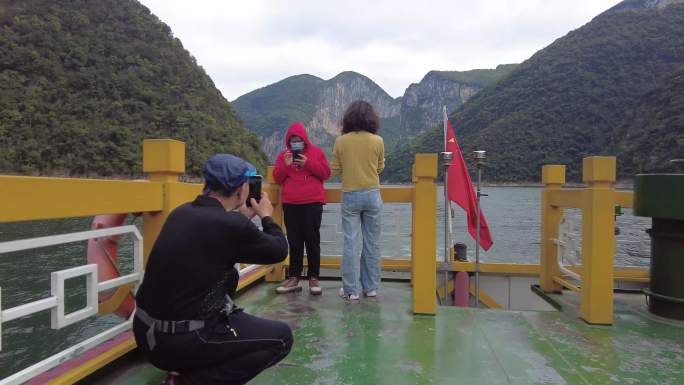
xmin=233 ymin=65 xmax=516 ymax=162
xmin=0 ymin=0 xmax=267 ymax=177
xmin=383 ymin=2 xmax=684 ymax=182
xmin=429 ymin=64 xmax=518 ymax=86
xmin=619 ymin=64 xmax=684 ymax=174
xmin=398 ymin=64 xmax=517 ymax=143
xmin=233 ymin=71 xmax=401 ymax=161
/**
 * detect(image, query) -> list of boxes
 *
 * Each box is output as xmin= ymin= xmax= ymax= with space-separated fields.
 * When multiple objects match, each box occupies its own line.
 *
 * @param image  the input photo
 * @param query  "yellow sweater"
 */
xmin=331 ymin=131 xmax=385 ymax=191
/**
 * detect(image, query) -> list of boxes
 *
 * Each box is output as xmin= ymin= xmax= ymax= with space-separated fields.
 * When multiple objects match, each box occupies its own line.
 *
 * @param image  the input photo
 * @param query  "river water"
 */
xmin=0 ymin=186 xmax=651 ymax=378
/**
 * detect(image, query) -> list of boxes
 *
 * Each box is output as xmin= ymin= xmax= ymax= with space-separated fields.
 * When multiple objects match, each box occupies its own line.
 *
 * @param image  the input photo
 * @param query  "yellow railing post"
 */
xmin=264 ymin=166 xmax=286 ymax=282
xmin=411 ymin=154 xmax=438 ymax=315
xmin=410 ymin=164 xmax=418 ymax=286
xmin=580 ymin=156 xmax=616 ymax=325
xmin=142 ymin=139 xmax=186 ymax=266
xmin=540 ymin=165 xmax=565 ymax=293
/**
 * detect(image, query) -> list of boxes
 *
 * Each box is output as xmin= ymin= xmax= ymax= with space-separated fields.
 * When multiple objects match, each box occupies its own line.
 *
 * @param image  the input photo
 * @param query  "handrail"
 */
xmin=539 ymin=156 xmax=630 ymax=325
xmin=0 ymin=140 xmax=440 ymax=315
xmin=0 ymin=176 xmax=163 ymax=223
xmin=0 ymin=139 xmax=441 ymax=384
xmin=0 ymin=225 xmax=143 ymax=385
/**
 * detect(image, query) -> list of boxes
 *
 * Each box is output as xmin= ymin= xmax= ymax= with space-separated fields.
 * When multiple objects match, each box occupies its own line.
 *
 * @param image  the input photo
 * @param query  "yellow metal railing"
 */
xmin=265 ymin=153 xmax=439 ymax=315
xmin=539 ymin=156 xmax=635 ymax=325
xmin=0 ymin=139 xmax=440 ymax=316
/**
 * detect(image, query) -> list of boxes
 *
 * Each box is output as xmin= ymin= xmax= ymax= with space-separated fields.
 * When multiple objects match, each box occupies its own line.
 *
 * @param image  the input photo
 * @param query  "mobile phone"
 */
xmin=246 ymin=175 xmax=262 ymax=207
xmin=292 ymin=149 xmax=302 ymax=160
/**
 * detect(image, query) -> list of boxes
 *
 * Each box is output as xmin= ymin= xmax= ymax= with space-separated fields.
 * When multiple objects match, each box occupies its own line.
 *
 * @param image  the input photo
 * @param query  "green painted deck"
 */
xmin=86 ymin=281 xmax=684 ymax=385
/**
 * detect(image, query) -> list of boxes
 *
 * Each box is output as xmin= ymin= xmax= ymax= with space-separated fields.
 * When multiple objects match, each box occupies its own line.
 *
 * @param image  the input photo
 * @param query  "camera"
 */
xmin=246 ymin=175 xmax=262 ymax=207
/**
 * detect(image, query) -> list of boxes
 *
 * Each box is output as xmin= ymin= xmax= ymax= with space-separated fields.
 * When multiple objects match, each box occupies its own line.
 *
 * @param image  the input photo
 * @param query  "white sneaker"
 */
xmin=364 ymin=290 xmax=377 ymax=298
xmin=339 ymin=287 xmax=360 ymax=301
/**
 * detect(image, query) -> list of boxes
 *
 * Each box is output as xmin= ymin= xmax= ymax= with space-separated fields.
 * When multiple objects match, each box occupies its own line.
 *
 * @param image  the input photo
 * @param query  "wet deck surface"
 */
xmin=87 ymin=281 xmax=684 ymax=385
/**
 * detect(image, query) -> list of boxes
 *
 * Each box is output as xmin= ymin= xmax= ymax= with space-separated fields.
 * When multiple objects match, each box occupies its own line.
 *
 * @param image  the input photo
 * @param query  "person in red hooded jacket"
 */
xmin=273 ymin=122 xmax=331 ymax=295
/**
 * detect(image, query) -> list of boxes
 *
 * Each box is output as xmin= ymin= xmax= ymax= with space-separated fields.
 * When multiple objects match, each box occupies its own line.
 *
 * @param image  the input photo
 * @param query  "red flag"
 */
xmin=446 ymin=120 xmax=493 ymax=250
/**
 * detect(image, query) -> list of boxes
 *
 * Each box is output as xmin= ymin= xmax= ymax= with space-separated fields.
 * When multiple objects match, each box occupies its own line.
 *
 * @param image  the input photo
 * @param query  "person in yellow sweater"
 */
xmin=331 ymin=100 xmax=385 ymax=300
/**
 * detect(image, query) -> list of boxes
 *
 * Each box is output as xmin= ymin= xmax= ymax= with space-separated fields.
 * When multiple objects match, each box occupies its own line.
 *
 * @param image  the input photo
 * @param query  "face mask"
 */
xmin=290 ymin=142 xmax=305 ymax=151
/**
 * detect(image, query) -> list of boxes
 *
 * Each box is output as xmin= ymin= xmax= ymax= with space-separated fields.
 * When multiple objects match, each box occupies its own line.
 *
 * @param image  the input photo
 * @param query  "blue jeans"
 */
xmin=341 ymin=189 xmax=382 ymax=296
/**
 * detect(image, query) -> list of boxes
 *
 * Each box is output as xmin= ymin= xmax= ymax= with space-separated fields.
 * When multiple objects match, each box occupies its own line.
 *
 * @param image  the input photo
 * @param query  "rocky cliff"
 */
xmin=233 ymin=66 xmax=514 ymax=161
xmin=233 ymin=71 xmax=400 ymax=160
xmin=399 ymin=65 xmax=517 ymax=142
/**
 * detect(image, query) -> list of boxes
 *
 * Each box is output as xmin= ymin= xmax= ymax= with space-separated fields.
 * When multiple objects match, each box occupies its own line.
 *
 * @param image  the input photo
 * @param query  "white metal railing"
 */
xmin=0 ymin=225 xmax=143 ymax=385
xmin=554 ymin=213 xmax=651 ymax=285
xmin=555 ymin=216 xmax=582 ymax=281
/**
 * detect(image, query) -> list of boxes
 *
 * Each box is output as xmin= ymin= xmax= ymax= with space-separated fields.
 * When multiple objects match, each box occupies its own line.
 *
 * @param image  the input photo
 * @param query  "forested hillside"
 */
xmin=0 ymin=0 xmax=267 ymax=176
xmin=383 ymin=2 xmax=684 ymax=182
xmin=233 ymin=65 xmax=516 ymax=162
xmin=619 ymin=65 xmax=684 ymax=174
xmin=233 ymin=71 xmax=400 ymax=161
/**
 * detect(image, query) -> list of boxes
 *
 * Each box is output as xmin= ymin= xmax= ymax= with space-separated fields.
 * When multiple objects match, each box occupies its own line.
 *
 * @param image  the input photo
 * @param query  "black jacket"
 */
xmin=135 ymin=195 xmax=288 ymax=320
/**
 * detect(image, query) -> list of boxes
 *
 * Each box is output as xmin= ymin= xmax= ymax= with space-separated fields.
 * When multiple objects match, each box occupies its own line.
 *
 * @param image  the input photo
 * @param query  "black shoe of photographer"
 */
xmin=276 ymin=277 xmax=302 ymax=294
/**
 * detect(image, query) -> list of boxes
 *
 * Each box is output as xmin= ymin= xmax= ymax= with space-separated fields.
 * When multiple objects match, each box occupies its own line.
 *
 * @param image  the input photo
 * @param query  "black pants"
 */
xmin=283 ymin=203 xmax=323 ymax=278
xmin=133 ymin=310 xmax=293 ymax=385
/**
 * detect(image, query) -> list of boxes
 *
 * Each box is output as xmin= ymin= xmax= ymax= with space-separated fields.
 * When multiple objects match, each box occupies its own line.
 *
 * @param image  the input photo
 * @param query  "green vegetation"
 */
xmin=382 ymin=122 xmax=443 ymax=183
xmin=0 ymin=0 xmax=267 ymax=177
xmin=232 ymin=71 xmax=401 ymax=160
xmin=230 ymin=74 xmax=323 ymax=139
xmin=619 ymin=64 xmax=684 ymax=175
xmin=384 ymin=4 xmax=684 ymax=182
xmin=431 ymin=64 xmax=518 ymax=87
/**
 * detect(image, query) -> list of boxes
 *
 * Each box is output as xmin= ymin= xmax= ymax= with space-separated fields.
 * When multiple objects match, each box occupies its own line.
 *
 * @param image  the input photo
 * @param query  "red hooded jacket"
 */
xmin=273 ymin=122 xmax=331 ymax=204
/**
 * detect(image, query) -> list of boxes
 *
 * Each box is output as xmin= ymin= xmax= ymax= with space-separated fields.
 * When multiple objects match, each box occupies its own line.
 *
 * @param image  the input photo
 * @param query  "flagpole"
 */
xmin=442 ymin=106 xmax=450 ymax=305
xmin=444 ymin=108 xmax=454 ymax=248
xmin=472 ymin=150 xmax=487 ymax=308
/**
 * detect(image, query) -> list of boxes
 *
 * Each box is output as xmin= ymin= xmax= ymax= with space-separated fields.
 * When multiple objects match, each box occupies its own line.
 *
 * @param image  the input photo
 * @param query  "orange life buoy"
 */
xmin=87 ymin=214 xmax=136 ymax=319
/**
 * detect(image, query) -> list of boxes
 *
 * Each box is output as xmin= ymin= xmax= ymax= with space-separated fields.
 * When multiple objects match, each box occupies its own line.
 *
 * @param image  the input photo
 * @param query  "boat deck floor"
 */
xmin=83 ymin=280 xmax=684 ymax=385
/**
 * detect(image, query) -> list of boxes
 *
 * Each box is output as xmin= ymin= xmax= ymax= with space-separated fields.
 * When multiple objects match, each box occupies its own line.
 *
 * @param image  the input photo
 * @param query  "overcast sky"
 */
xmin=139 ymin=0 xmax=620 ymax=100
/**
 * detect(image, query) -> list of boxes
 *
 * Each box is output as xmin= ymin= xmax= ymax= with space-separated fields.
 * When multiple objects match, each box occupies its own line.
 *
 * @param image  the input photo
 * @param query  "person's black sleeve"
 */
xmin=235 ymin=216 xmax=288 ymax=265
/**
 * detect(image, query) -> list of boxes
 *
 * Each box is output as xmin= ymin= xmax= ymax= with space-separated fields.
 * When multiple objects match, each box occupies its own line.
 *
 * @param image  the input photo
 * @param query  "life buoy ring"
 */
xmin=87 ymin=214 xmax=136 ymax=319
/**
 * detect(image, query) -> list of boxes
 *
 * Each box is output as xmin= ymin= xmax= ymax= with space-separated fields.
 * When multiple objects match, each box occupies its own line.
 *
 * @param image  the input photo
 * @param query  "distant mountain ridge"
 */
xmin=382 ymin=0 xmax=684 ymax=182
xmin=233 ymin=65 xmax=516 ymax=160
xmin=604 ymin=0 xmax=684 ymax=13
xmin=233 ymin=71 xmax=400 ymax=160
xmin=399 ymin=64 xmax=517 ymax=142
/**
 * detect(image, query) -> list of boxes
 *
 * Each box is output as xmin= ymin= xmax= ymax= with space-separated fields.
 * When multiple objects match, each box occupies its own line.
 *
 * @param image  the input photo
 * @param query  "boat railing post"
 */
xmin=142 ymin=139 xmax=186 ymax=266
xmin=580 ymin=156 xmax=616 ymax=325
xmin=410 ymin=164 xmax=417 ymax=286
xmin=264 ymin=166 xmax=286 ymax=282
xmin=540 ymin=164 xmax=566 ymax=293
xmin=412 ymin=153 xmax=438 ymax=315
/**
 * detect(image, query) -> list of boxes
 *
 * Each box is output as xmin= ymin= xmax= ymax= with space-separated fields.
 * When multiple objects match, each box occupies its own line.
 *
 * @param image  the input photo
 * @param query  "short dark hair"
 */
xmin=342 ymin=100 xmax=380 ymax=134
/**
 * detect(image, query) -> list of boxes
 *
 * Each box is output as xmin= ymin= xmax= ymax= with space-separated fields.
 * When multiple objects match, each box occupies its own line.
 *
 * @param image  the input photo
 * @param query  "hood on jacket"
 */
xmin=284 ymin=122 xmax=313 ymax=149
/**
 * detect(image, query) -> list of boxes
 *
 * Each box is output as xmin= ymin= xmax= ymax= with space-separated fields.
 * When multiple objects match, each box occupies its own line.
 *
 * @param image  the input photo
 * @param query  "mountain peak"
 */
xmin=330 ymin=70 xmax=366 ymax=80
xmin=328 ymin=71 xmax=381 ymax=88
xmin=383 ymin=0 xmax=684 ymax=182
xmin=604 ymin=0 xmax=684 ymax=14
